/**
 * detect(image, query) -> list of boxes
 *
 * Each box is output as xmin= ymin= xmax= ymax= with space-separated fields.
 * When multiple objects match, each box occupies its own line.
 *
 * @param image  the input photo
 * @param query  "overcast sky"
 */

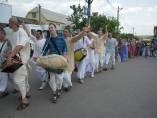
xmin=3 ymin=0 xmax=157 ymax=35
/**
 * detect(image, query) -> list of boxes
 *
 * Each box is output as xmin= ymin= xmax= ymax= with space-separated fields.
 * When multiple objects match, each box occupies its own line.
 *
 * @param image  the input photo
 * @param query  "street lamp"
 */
xmin=117 ymin=6 xmax=123 ymax=34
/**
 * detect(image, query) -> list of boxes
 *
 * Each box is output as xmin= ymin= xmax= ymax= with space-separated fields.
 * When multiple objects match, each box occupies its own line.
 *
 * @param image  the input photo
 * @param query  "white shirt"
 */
xmin=33 ymin=38 xmax=46 ymax=57
xmin=10 ymin=27 xmax=30 ymax=64
xmin=74 ymin=36 xmax=92 ymax=51
xmin=74 ymin=36 xmax=92 ymax=61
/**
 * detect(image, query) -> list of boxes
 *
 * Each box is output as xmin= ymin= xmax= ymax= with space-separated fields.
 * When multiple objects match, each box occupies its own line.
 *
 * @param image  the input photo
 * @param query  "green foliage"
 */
xmin=69 ymin=4 xmax=122 ymax=38
xmin=90 ymin=15 xmax=118 ymax=37
xmin=119 ymin=33 xmax=138 ymax=40
xmin=69 ymin=4 xmax=85 ymax=30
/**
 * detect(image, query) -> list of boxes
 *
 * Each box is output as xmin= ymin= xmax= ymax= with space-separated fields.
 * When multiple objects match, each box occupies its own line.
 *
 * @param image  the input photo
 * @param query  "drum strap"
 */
xmin=41 ymin=37 xmax=61 ymax=55
xmin=50 ymin=38 xmax=62 ymax=55
xmin=83 ymin=36 xmax=85 ymax=47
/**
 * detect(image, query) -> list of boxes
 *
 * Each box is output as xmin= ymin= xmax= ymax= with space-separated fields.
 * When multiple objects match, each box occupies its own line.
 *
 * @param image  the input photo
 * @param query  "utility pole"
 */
xmin=133 ymin=27 xmax=135 ymax=36
xmin=38 ymin=4 xmax=41 ymax=25
xmin=85 ymin=0 xmax=93 ymax=26
xmin=117 ymin=6 xmax=123 ymax=34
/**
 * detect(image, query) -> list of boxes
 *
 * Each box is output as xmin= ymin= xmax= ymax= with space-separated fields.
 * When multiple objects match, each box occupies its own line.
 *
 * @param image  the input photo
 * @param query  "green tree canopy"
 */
xmin=90 ymin=15 xmax=118 ymax=37
xmin=68 ymin=4 xmax=87 ymax=30
xmin=69 ymin=4 xmax=125 ymax=38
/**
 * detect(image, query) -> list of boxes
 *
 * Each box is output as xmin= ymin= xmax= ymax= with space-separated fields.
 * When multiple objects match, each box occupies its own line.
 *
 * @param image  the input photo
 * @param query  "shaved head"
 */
xmin=9 ymin=17 xmax=19 ymax=25
xmin=9 ymin=17 xmax=19 ymax=31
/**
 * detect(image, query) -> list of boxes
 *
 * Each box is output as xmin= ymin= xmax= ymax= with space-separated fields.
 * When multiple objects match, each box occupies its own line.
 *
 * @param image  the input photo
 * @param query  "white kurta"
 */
xmin=31 ymin=38 xmax=48 ymax=82
xmin=86 ymin=39 xmax=96 ymax=75
xmin=74 ymin=36 xmax=92 ymax=79
xmin=10 ymin=27 xmax=30 ymax=98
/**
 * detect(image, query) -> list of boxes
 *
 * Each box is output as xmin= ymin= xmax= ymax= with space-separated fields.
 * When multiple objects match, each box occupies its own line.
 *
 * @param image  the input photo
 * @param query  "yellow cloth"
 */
xmin=65 ymin=37 xmax=75 ymax=72
xmin=95 ymin=36 xmax=105 ymax=54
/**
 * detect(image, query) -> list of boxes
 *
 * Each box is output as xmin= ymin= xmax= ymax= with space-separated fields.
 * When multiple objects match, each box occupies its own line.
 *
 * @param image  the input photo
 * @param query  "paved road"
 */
xmin=0 ymin=57 xmax=157 ymax=118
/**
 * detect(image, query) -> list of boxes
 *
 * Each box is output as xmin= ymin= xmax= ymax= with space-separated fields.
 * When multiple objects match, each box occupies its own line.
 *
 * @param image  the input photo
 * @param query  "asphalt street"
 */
xmin=0 ymin=57 xmax=157 ymax=118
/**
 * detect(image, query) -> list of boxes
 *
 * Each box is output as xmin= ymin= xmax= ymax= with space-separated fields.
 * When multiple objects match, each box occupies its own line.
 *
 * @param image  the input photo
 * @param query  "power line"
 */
xmin=106 ymin=0 xmax=115 ymax=10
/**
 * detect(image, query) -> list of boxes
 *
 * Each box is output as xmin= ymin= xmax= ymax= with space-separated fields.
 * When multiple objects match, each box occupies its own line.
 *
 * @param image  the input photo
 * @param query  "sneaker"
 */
xmin=78 ymin=79 xmax=84 ymax=84
xmin=63 ymin=86 xmax=72 ymax=92
xmin=0 ymin=91 xmax=9 ymax=98
xmin=91 ymin=74 xmax=95 ymax=78
xmin=52 ymin=94 xmax=57 ymax=103
xmin=39 ymin=81 xmax=47 ymax=90
xmin=63 ymin=87 xmax=69 ymax=92
xmin=57 ymin=89 xmax=62 ymax=98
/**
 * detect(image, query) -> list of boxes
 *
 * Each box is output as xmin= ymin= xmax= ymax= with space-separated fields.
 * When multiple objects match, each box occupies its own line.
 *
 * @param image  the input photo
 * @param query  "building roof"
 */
xmin=29 ymin=7 xmax=71 ymax=25
xmin=15 ymin=16 xmax=37 ymax=24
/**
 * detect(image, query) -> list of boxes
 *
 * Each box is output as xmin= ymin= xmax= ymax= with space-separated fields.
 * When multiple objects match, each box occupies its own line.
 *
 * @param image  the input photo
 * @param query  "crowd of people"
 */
xmin=0 ymin=16 xmax=157 ymax=111
xmin=117 ymin=38 xmax=157 ymax=62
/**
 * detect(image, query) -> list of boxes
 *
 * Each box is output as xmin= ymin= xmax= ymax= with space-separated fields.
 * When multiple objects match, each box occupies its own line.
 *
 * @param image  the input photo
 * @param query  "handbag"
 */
xmin=1 ymin=55 xmax=23 ymax=73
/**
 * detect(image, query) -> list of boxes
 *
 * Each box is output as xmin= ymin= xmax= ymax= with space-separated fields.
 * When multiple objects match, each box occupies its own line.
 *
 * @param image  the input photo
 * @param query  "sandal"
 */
xmin=18 ymin=94 xmax=31 ymax=100
xmin=16 ymin=102 xmax=30 ymax=111
xmin=0 ymin=91 xmax=9 ymax=98
xmin=12 ymin=89 xmax=19 ymax=94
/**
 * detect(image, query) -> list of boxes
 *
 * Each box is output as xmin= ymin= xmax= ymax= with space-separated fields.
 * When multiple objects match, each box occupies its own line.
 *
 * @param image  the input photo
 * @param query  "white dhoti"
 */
xmin=76 ymin=56 xmax=88 ymax=80
xmin=0 ymin=72 xmax=8 ymax=92
xmin=11 ymin=65 xmax=30 ymax=98
xmin=87 ymin=49 xmax=95 ymax=75
xmin=36 ymin=66 xmax=48 ymax=82
xmin=31 ymin=60 xmax=48 ymax=82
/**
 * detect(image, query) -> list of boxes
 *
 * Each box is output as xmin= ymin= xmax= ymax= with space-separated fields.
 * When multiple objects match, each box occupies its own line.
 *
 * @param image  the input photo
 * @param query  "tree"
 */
xmin=90 ymin=15 xmax=118 ymax=37
xmin=90 ymin=15 xmax=108 ymax=33
xmin=68 ymin=4 xmax=87 ymax=30
xmin=68 ymin=5 xmax=119 ymax=37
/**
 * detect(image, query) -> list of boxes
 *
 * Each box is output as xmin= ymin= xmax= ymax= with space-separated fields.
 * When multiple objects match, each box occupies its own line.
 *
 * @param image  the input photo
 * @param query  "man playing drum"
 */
xmin=8 ymin=17 xmax=31 ymax=110
xmin=74 ymin=28 xmax=92 ymax=84
xmin=63 ymin=26 xmax=88 ymax=91
xmin=42 ymin=23 xmax=67 ymax=103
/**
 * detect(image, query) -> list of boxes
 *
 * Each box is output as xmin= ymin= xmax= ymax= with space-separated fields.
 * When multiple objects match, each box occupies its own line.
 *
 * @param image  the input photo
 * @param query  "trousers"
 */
xmin=105 ymin=52 xmax=115 ymax=65
xmin=49 ymin=72 xmax=64 ymax=93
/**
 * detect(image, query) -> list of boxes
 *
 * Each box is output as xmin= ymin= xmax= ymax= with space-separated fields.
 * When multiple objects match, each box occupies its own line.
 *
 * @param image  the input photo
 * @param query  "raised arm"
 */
xmin=71 ymin=27 xmax=89 ymax=43
xmin=71 ymin=31 xmax=85 ymax=43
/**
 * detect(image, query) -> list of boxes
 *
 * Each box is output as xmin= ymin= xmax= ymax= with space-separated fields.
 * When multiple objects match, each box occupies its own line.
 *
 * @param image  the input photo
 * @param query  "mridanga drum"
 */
xmin=74 ymin=48 xmax=87 ymax=61
xmin=36 ymin=54 xmax=68 ymax=74
xmin=1 ymin=56 xmax=23 ymax=73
